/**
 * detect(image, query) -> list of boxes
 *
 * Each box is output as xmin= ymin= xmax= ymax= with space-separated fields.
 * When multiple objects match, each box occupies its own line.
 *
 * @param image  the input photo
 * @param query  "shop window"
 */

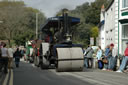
xmin=122 ymin=0 xmax=128 ymax=8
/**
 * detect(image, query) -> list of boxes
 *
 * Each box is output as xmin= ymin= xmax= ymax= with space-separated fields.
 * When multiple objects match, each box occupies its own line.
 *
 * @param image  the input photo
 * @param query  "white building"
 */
xmin=99 ymin=0 xmax=128 ymax=55
xmin=119 ymin=0 xmax=128 ymax=54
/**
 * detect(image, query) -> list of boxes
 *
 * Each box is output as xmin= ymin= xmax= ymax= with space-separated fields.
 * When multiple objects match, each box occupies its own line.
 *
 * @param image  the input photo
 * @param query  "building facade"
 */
xmin=119 ymin=0 xmax=128 ymax=54
xmin=99 ymin=0 xmax=128 ymax=55
xmin=99 ymin=0 xmax=117 ymax=50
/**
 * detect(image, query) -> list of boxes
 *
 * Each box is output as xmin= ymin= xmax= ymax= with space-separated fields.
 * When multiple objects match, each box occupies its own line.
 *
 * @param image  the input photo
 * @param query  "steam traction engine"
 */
xmin=36 ymin=9 xmax=84 ymax=72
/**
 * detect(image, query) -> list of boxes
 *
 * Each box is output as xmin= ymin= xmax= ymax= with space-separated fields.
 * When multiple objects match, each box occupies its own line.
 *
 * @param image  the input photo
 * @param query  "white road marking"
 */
xmin=3 ymin=70 xmax=9 ymax=85
xmin=9 ymin=69 xmax=13 ymax=85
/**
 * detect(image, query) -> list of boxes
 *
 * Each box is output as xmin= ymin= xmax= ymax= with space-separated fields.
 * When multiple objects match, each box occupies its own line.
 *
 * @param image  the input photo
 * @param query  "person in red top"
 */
xmin=116 ymin=42 xmax=128 ymax=73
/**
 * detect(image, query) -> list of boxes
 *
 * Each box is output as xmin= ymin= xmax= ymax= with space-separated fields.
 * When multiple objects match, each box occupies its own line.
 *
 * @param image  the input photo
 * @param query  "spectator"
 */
xmin=13 ymin=48 xmax=22 ymax=68
xmin=116 ymin=42 xmax=128 ymax=73
xmin=8 ymin=46 xmax=14 ymax=69
xmin=107 ymin=43 xmax=114 ymax=71
xmin=96 ymin=46 xmax=102 ymax=60
xmin=84 ymin=45 xmax=94 ymax=68
xmin=96 ymin=46 xmax=103 ymax=69
xmin=0 ymin=43 xmax=9 ymax=73
xmin=111 ymin=45 xmax=118 ymax=71
xmin=102 ymin=45 xmax=110 ymax=70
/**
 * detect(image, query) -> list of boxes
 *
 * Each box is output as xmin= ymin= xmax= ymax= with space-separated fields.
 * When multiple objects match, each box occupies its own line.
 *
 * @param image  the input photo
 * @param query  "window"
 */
xmin=122 ymin=25 xmax=128 ymax=53
xmin=122 ymin=25 xmax=128 ymax=38
xmin=122 ymin=40 xmax=128 ymax=53
xmin=123 ymin=0 xmax=128 ymax=8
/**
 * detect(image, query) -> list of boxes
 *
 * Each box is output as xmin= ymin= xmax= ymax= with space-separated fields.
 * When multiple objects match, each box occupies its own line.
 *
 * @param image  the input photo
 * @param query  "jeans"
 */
xmin=109 ymin=57 xmax=117 ymax=70
xmin=84 ymin=57 xmax=88 ymax=68
xmin=113 ymin=57 xmax=117 ymax=70
xmin=108 ymin=57 xmax=112 ymax=69
xmin=105 ymin=57 xmax=111 ymax=69
xmin=119 ymin=56 xmax=128 ymax=71
xmin=84 ymin=57 xmax=93 ymax=68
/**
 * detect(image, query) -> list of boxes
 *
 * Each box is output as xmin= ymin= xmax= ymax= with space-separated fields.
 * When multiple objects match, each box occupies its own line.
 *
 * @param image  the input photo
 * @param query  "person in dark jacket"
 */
xmin=13 ymin=48 xmax=22 ymax=68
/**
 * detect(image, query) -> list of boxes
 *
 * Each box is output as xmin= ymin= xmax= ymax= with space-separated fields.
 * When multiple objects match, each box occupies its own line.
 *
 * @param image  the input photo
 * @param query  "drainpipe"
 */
xmin=118 ymin=0 xmax=120 ymax=56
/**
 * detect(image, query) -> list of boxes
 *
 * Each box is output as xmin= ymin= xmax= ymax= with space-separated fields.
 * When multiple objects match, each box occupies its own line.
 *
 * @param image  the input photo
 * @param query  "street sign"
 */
xmin=90 ymin=37 xmax=94 ymax=45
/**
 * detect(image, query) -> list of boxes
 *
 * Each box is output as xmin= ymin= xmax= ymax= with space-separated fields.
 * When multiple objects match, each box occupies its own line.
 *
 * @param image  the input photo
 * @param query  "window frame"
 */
xmin=122 ymin=0 xmax=128 ymax=8
xmin=122 ymin=24 xmax=128 ymax=54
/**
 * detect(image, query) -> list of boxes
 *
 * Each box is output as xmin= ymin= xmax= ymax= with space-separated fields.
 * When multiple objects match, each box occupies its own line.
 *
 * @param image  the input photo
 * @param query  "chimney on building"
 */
xmin=101 ymin=4 xmax=105 ymax=12
xmin=100 ymin=4 xmax=105 ymax=22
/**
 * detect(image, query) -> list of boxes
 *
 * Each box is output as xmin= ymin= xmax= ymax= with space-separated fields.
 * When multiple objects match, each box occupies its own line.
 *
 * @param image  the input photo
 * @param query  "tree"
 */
xmin=90 ymin=26 xmax=99 ymax=38
xmin=0 ymin=1 xmax=46 ymax=46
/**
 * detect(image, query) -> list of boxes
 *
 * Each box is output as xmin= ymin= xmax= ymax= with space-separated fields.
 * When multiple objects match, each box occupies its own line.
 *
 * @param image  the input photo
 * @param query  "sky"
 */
xmin=19 ymin=0 xmax=95 ymax=17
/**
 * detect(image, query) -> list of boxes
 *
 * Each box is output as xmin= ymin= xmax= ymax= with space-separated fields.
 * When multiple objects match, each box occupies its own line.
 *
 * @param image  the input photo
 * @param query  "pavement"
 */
xmin=1 ymin=59 xmax=128 ymax=85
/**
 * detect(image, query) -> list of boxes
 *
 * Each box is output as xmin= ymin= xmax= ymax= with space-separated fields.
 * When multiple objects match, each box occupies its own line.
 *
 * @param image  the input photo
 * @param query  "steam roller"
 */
xmin=37 ymin=9 xmax=84 ymax=72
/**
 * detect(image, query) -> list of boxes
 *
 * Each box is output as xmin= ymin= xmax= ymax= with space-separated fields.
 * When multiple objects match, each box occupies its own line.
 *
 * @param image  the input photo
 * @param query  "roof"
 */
xmin=105 ymin=0 xmax=114 ymax=11
xmin=41 ymin=16 xmax=80 ymax=32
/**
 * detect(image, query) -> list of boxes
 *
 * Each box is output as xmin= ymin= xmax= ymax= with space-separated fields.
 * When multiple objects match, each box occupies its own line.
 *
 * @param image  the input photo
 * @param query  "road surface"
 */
xmin=2 ymin=60 xmax=128 ymax=85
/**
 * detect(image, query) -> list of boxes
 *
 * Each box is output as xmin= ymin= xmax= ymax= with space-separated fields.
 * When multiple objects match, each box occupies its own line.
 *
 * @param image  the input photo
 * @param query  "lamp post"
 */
xmin=36 ymin=13 xmax=38 ymax=39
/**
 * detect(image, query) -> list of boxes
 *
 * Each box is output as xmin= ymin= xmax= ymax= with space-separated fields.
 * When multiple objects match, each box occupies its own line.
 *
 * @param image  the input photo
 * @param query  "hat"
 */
xmin=110 ymin=43 xmax=114 ymax=47
xmin=126 ymin=42 xmax=128 ymax=44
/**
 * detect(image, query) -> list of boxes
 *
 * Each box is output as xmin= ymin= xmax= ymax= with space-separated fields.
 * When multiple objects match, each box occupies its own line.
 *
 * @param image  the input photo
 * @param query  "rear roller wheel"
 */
xmin=40 ymin=56 xmax=50 ymax=69
xmin=34 ymin=56 xmax=40 ymax=67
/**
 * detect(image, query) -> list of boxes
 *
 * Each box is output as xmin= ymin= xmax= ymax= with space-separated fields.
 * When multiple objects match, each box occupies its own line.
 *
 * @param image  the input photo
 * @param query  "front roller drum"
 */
xmin=56 ymin=48 xmax=84 ymax=72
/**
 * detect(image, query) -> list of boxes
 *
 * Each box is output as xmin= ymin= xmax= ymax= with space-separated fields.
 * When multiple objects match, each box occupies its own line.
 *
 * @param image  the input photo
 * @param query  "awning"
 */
xmin=119 ymin=18 xmax=128 ymax=24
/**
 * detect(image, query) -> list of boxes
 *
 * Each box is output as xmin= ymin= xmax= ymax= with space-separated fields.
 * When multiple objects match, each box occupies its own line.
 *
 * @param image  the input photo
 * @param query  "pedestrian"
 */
xmin=84 ymin=45 xmax=94 ymax=68
xmin=13 ymin=48 xmax=22 ymax=68
xmin=107 ymin=43 xmax=114 ymax=71
xmin=116 ymin=42 xmax=128 ymax=73
xmin=111 ymin=45 xmax=118 ymax=71
xmin=96 ymin=46 xmax=103 ymax=69
xmin=102 ymin=45 xmax=110 ymax=70
xmin=96 ymin=46 xmax=103 ymax=60
xmin=0 ymin=43 xmax=9 ymax=73
xmin=8 ymin=46 xmax=14 ymax=69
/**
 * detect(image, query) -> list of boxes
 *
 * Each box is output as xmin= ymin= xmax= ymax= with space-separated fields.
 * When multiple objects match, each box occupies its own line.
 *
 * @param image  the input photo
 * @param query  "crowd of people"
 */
xmin=0 ymin=41 xmax=128 ymax=74
xmin=84 ymin=42 xmax=128 ymax=73
xmin=0 ymin=42 xmax=23 ymax=74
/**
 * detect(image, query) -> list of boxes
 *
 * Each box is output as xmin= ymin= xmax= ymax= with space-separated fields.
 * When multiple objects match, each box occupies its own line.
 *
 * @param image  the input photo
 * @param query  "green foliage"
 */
xmin=0 ymin=1 xmax=46 ymax=46
xmin=90 ymin=26 xmax=99 ymax=38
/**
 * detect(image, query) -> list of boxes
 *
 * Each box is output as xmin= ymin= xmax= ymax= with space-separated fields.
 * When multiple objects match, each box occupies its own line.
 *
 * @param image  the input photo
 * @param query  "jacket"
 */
xmin=85 ymin=47 xmax=94 ymax=58
xmin=105 ymin=48 xmax=110 ymax=57
xmin=124 ymin=47 xmax=128 ymax=56
xmin=14 ymin=51 xmax=22 ymax=58
xmin=96 ymin=49 xmax=102 ymax=60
